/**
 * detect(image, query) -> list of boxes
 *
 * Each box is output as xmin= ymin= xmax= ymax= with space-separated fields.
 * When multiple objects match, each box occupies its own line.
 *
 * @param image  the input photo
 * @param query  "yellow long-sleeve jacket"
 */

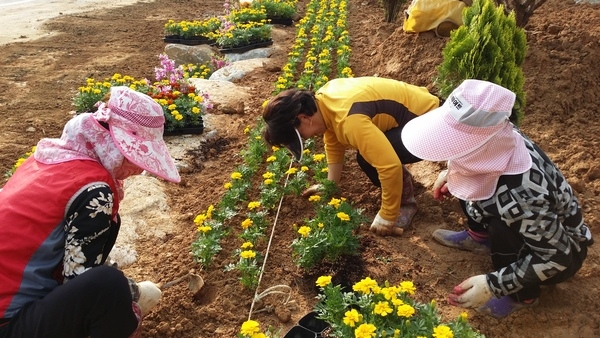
xmin=315 ymin=77 xmax=440 ymax=221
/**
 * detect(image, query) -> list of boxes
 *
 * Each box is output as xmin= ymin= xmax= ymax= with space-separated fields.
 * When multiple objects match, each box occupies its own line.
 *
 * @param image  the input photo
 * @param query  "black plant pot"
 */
xmin=283 ymin=325 xmax=317 ymax=338
xmin=178 ymin=36 xmax=217 ymax=46
xmin=298 ymin=312 xmax=330 ymax=335
xmin=163 ymin=125 xmax=204 ymax=136
xmin=218 ymin=39 xmax=273 ymax=54
xmin=163 ymin=35 xmax=181 ymax=43
xmin=268 ymin=17 xmax=293 ymax=26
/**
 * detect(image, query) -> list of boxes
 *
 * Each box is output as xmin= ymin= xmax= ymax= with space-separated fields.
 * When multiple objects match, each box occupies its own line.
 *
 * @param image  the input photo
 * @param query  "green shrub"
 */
xmin=436 ymin=0 xmax=527 ymax=125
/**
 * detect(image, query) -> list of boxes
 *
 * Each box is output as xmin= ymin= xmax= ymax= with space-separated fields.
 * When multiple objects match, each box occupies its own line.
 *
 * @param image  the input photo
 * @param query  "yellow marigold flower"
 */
xmin=392 ymin=298 xmax=404 ymax=307
xmin=168 ymin=104 xmax=177 ymax=110
xmin=285 ymin=167 xmax=298 ymax=174
xmin=337 ymin=212 xmax=350 ymax=221
xmin=354 ymin=323 xmax=376 ymax=338
xmin=328 ymin=198 xmax=341 ymax=208
xmin=206 ymin=205 xmax=214 ymax=219
xmin=262 ymin=100 xmax=269 ymax=108
xmin=241 ymin=218 xmax=253 ymax=229
xmin=231 ymin=172 xmax=243 ymax=180
xmin=342 ymin=309 xmax=362 ymax=327
xmin=317 ymin=222 xmax=324 ymax=228
xmin=396 ymin=304 xmax=415 ymax=317
xmin=266 ymin=155 xmax=276 ymax=162
xmin=315 ymin=275 xmax=332 ymax=287
xmin=321 ymin=167 xmax=328 ymax=173
xmin=298 ymin=226 xmax=311 ymax=237
xmin=174 ymin=113 xmax=183 ymax=121
xmin=433 ymin=325 xmax=454 ymax=338
xmin=460 ymin=311 xmax=468 ymax=321
xmin=373 ymin=301 xmax=393 ymax=316
xmin=271 ymin=146 xmax=280 ymax=151
xmin=303 ymin=149 xmax=311 ymax=154
xmin=251 ymin=334 xmax=266 ymax=338
xmin=313 ymin=153 xmax=326 ymax=162
xmin=353 ymin=277 xmax=378 ymax=294
xmin=244 ymin=126 xmax=251 ymax=134
xmin=193 ymin=214 xmax=207 ymax=225
xmin=240 ymin=320 xmax=261 ymax=336
xmin=301 ymin=166 xmax=309 ymax=171
xmin=241 ymin=241 xmax=253 ymax=249
xmin=248 ymin=201 xmax=261 ymax=210
xmin=381 ymin=286 xmax=399 ymax=300
xmin=192 ymin=106 xmax=200 ymax=114
xmin=264 ymin=178 xmax=273 ymax=185
xmin=431 ymin=299 xmax=437 ymax=308
xmin=254 ymin=136 xmax=261 ymax=140
xmin=395 ymin=330 xmax=402 ymax=338
xmin=197 ymin=225 xmax=212 ymax=233
xmin=240 ymin=250 xmax=256 ymax=259
xmin=224 ymin=182 xmax=233 ymax=189
xmin=308 ymin=195 xmax=321 ymax=202
xmin=399 ymin=281 xmax=416 ymax=295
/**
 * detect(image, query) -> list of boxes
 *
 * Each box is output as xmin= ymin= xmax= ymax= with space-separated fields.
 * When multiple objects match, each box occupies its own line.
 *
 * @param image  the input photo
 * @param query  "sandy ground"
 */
xmin=0 ymin=0 xmax=148 ymax=45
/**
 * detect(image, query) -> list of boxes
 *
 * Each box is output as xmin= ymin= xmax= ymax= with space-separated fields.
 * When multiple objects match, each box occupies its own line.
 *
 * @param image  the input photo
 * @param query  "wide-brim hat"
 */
xmin=107 ymin=87 xmax=181 ymax=183
xmin=286 ymin=128 xmax=304 ymax=161
xmin=401 ymin=79 xmax=531 ymax=200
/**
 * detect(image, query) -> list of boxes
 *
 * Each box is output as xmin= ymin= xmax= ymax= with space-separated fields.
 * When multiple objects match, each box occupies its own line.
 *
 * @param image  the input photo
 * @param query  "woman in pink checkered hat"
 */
xmin=0 ymin=87 xmax=180 ymax=337
xmin=401 ymin=79 xmax=593 ymax=319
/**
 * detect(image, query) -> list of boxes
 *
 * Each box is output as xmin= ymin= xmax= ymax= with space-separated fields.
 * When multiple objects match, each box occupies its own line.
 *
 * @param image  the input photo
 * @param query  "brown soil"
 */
xmin=1 ymin=0 xmax=599 ymax=337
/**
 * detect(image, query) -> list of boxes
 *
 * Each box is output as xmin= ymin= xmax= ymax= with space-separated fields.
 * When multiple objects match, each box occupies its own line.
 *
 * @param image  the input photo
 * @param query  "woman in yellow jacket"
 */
xmin=262 ymin=77 xmax=441 ymax=236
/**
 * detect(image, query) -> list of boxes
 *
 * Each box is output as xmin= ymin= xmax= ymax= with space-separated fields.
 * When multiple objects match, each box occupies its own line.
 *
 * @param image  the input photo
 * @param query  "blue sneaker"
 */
xmin=432 ymin=229 xmax=490 ymax=253
xmin=477 ymin=296 xmax=539 ymax=319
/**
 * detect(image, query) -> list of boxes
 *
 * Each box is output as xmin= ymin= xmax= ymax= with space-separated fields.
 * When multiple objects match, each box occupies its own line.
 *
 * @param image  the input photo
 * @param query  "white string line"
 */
xmin=248 ymin=159 xmax=294 ymax=320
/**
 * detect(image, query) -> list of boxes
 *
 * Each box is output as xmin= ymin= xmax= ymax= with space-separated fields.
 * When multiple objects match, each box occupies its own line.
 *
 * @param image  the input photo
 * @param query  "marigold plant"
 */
xmin=315 ymin=276 xmax=486 ymax=338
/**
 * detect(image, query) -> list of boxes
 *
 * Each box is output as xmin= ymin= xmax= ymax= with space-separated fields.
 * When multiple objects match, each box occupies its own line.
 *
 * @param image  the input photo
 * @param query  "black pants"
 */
xmin=356 ymin=126 xmax=422 ymax=187
xmin=1 ymin=266 xmax=138 ymax=338
xmin=460 ymin=200 xmax=589 ymax=301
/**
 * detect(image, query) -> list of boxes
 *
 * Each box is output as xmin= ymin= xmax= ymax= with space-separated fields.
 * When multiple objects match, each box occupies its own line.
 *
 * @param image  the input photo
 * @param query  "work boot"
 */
xmin=397 ymin=166 xmax=417 ymax=228
xmin=432 ymin=229 xmax=490 ymax=253
xmin=477 ymin=296 xmax=538 ymax=319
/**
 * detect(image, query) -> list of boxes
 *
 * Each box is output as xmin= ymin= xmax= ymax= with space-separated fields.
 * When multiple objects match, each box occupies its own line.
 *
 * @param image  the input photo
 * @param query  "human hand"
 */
xmin=448 ymin=275 xmax=493 ymax=308
xmin=433 ymin=170 xmax=451 ymax=201
xmin=369 ymin=213 xmax=404 ymax=237
xmin=301 ymin=184 xmax=323 ymax=198
xmin=137 ymin=281 xmax=162 ymax=316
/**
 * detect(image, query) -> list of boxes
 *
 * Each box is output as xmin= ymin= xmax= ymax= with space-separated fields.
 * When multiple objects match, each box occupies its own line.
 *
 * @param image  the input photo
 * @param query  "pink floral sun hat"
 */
xmin=100 ymin=86 xmax=181 ymax=183
xmin=401 ymin=79 xmax=532 ymax=200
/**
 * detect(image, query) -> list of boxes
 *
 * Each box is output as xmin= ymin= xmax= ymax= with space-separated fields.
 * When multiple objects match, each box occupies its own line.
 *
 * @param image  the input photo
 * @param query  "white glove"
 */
xmin=369 ymin=213 xmax=404 ymax=237
xmin=301 ymin=184 xmax=324 ymax=198
xmin=448 ymin=274 xmax=493 ymax=308
xmin=137 ymin=281 xmax=162 ymax=316
xmin=433 ymin=170 xmax=451 ymax=201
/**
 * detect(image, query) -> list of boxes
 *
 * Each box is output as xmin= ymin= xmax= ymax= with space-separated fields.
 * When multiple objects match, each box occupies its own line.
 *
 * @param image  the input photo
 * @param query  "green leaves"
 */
xmin=436 ymin=0 xmax=527 ymax=125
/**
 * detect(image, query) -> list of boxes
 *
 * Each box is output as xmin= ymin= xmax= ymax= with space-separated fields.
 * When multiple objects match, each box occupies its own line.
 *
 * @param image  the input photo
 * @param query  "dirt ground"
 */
xmin=1 ymin=0 xmax=599 ymax=337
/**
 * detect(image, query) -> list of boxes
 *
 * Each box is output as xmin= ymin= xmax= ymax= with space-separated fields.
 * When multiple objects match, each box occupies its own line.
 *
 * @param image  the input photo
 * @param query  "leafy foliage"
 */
xmin=436 ymin=0 xmax=527 ymax=125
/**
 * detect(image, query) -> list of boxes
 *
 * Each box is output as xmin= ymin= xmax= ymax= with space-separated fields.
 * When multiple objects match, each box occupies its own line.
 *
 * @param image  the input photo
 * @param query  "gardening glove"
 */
xmin=301 ymin=184 xmax=324 ymax=198
xmin=369 ymin=213 xmax=404 ymax=237
xmin=448 ymin=274 xmax=493 ymax=309
xmin=137 ymin=281 xmax=162 ymax=316
xmin=433 ymin=170 xmax=451 ymax=201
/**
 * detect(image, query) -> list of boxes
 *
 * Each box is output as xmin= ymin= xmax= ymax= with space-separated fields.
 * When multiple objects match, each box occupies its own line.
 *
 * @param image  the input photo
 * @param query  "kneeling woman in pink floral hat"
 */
xmin=0 ymin=87 xmax=180 ymax=338
xmin=401 ymin=79 xmax=593 ymax=319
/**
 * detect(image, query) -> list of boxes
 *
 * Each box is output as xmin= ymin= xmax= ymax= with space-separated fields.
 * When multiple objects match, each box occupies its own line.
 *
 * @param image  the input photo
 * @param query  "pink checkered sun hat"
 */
xmin=102 ymin=86 xmax=180 ymax=183
xmin=401 ymin=79 xmax=532 ymax=200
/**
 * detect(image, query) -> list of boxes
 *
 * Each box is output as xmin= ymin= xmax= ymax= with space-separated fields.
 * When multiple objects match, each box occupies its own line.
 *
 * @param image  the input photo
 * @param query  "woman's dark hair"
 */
xmin=262 ymin=89 xmax=317 ymax=146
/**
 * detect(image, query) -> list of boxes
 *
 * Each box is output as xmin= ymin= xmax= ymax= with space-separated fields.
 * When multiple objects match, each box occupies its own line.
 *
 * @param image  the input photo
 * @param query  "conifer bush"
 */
xmin=435 ymin=0 xmax=527 ymax=125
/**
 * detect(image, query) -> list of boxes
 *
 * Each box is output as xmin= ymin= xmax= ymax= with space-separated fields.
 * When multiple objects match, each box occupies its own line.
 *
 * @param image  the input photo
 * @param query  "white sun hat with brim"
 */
xmin=401 ymin=79 xmax=532 ymax=200
xmin=105 ymin=86 xmax=181 ymax=183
